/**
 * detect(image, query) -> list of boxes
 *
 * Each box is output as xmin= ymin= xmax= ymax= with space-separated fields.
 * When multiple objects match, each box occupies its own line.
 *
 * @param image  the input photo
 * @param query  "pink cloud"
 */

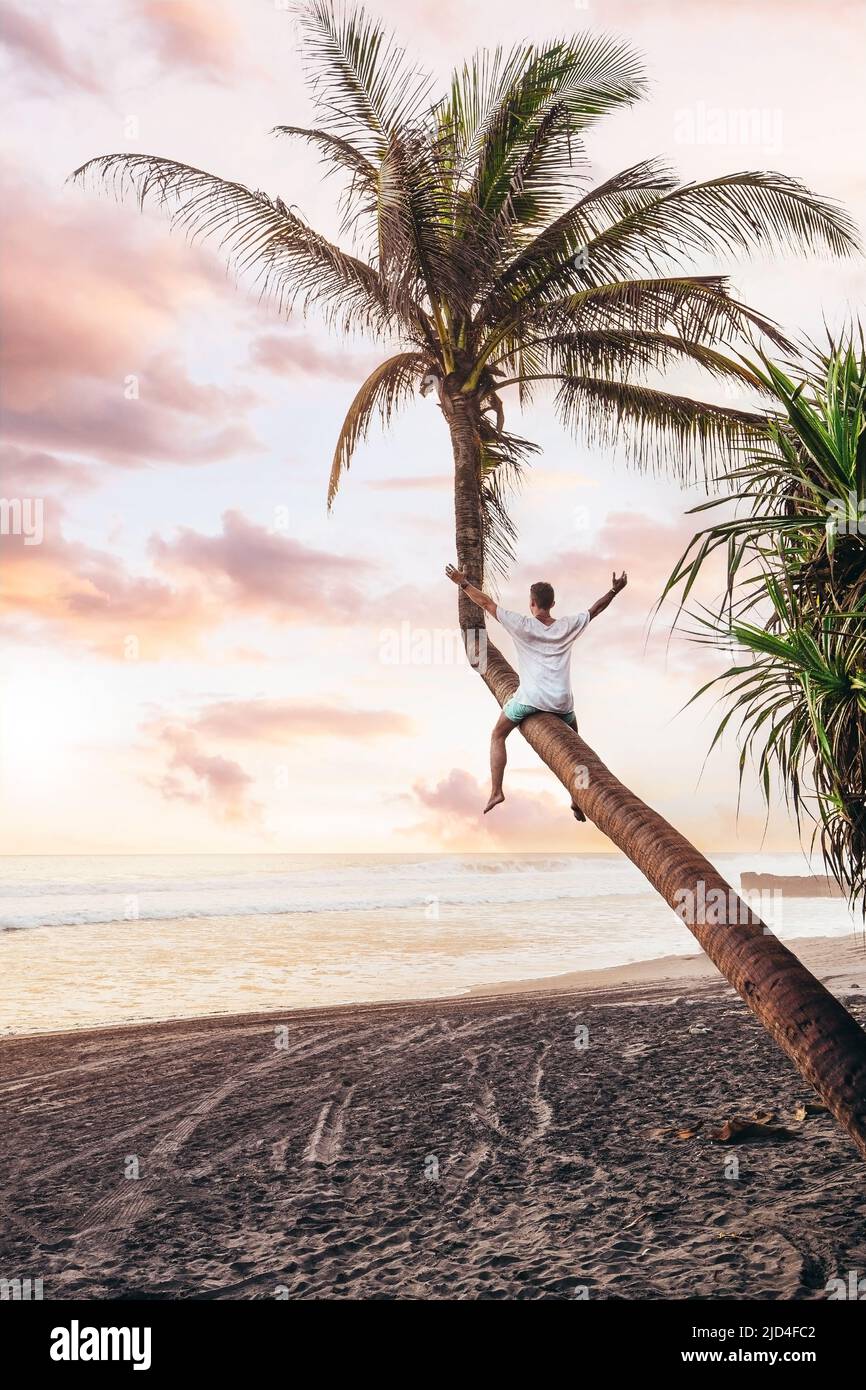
xmin=194 ymin=698 xmax=413 ymax=743
xmin=249 ymin=332 xmax=380 ymax=382
xmin=4 ymin=392 xmax=259 ymax=469
xmin=366 ymin=475 xmax=452 ymax=492
xmin=0 ymin=164 xmax=259 ymax=470
xmin=0 ymin=445 xmax=96 ymax=497
xmin=141 ymin=694 xmax=412 ymax=827
xmin=0 ymin=502 xmax=713 ymax=668
xmin=0 ymin=523 xmax=211 ymax=659
xmin=2 ymin=184 xmax=211 ymax=408
xmin=509 ymin=509 xmax=703 ymax=624
xmin=151 ymin=725 xmax=262 ymax=824
xmin=141 ymin=351 xmax=259 ymax=417
xmin=409 ymin=768 xmax=586 ymax=850
xmin=134 ymin=0 xmax=248 ymax=82
xmin=0 ymin=6 xmax=101 ymax=94
xmin=149 ymin=510 xmax=374 ymax=621
xmin=1 ymin=510 xmax=378 ymax=656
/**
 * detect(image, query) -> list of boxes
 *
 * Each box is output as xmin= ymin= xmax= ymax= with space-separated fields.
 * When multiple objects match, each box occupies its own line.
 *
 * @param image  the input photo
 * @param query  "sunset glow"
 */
xmin=2 ymin=0 xmax=864 ymax=853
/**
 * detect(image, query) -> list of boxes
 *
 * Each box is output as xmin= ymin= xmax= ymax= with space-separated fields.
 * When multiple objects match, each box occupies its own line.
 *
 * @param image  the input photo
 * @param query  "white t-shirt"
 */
xmin=496 ymin=607 xmax=590 ymax=713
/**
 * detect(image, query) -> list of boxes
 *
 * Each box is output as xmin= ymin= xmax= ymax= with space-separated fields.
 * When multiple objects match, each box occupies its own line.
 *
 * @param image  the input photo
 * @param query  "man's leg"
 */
xmin=561 ymin=712 xmax=587 ymax=822
xmin=485 ymin=710 xmax=518 ymax=814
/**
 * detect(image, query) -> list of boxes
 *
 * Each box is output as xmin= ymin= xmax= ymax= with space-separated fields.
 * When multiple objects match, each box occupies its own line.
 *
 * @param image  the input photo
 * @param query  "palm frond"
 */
xmin=554 ymin=376 xmax=767 ymax=481
xmin=689 ymin=596 xmax=866 ymax=909
xmin=294 ymin=0 xmax=435 ymax=160
xmin=271 ymin=125 xmax=378 ymax=239
xmin=581 ymin=170 xmax=861 ymax=275
xmin=663 ymin=329 xmax=866 ymax=621
xmin=430 ymin=37 xmax=648 ymax=317
xmin=328 ymin=351 xmax=429 ymax=506
xmin=436 ymin=44 xmax=535 ymax=182
xmin=481 ymin=158 xmax=678 ymax=315
xmin=372 ymin=128 xmax=469 ymax=322
xmin=480 ymin=277 xmax=793 ymax=382
xmin=271 ymin=124 xmax=377 ymax=182
xmin=71 ymin=153 xmax=423 ymax=342
xmin=480 ymin=170 xmax=859 ymax=335
xmin=535 ymin=330 xmax=768 ymax=392
xmin=468 ymin=36 xmax=646 ymax=218
xmin=477 ymin=424 xmax=539 ymax=578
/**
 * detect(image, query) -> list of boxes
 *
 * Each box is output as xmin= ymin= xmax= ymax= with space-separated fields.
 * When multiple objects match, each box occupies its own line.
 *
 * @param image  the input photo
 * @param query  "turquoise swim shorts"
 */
xmin=503 ymin=698 xmax=577 ymax=728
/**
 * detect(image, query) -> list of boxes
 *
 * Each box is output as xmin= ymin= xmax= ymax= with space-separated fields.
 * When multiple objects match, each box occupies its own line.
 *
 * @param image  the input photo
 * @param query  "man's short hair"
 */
xmin=530 ymin=581 xmax=555 ymax=610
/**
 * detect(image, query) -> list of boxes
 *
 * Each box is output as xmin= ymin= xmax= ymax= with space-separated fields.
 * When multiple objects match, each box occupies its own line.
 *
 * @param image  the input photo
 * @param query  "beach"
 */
xmin=1 ymin=851 xmax=858 ymax=1035
xmin=3 ymin=933 xmax=866 ymax=1301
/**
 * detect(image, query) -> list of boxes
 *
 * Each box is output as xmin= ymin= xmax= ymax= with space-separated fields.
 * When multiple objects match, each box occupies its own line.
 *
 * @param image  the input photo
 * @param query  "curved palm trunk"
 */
xmin=445 ymin=393 xmax=866 ymax=1160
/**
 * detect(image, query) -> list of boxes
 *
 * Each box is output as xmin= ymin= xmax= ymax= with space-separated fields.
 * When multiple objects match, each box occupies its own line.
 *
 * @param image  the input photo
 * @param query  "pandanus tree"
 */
xmin=664 ymin=331 xmax=866 ymax=911
xmin=73 ymin=2 xmax=866 ymax=1154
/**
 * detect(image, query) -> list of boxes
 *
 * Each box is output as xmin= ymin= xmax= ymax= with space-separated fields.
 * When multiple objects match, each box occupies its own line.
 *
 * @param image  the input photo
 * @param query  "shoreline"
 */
xmin=3 ymin=930 xmax=864 ymax=1045
xmin=471 ymin=930 xmax=866 ymax=1000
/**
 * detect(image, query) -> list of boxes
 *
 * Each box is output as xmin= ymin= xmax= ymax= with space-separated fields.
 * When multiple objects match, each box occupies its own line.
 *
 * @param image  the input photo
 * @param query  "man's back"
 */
xmin=496 ymin=607 xmax=590 ymax=713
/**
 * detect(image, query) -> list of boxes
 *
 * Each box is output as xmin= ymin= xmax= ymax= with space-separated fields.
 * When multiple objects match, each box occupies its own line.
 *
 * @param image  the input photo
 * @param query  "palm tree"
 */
xmin=73 ymin=2 xmax=866 ymax=1156
xmin=664 ymin=331 xmax=866 ymax=911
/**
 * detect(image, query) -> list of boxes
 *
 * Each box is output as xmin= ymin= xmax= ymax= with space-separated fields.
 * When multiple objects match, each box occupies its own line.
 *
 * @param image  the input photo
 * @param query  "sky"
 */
xmin=1 ymin=0 xmax=864 ymax=854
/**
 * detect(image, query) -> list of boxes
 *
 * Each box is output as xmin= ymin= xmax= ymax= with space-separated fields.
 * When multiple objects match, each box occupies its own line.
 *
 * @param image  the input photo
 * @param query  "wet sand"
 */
xmin=2 ymin=935 xmax=866 ymax=1300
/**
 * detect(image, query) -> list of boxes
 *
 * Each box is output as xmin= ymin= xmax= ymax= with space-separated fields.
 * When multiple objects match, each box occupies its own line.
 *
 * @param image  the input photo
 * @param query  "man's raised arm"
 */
xmin=445 ymin=564 xmax=498 ymax=617
xmin=588 ymin=571 xmax=628 ymax=621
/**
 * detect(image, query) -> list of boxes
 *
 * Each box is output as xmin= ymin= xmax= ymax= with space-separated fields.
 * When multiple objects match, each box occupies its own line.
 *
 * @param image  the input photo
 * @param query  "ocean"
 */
xmin=0 ymin=852 xmax=858 ymax=1035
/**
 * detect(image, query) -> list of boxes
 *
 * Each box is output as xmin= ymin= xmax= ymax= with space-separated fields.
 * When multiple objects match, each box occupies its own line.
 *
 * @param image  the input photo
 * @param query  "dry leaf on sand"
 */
xmin=792 ymin=1101 xmax=828 ymax=1121
xmin=710 ymin=1116 xmax=799 ymax=1143
xmin=648 ymin=1122 xmax=703 ymax=1142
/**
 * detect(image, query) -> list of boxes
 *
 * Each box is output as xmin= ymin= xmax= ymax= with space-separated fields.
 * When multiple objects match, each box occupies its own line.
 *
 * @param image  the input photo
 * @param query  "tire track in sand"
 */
xmin=303 ymin=1085 xmax=356 ymax=1166
xmin=71 ymin=1028 xmax=373 ymax=1245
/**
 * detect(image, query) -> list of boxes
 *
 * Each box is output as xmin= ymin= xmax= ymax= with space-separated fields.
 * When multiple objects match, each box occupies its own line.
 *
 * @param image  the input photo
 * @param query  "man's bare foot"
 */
xmin=570 ymin=801 xmax=586 ymax=822
xmin=484 ymin=792 xmax=505 ymax=814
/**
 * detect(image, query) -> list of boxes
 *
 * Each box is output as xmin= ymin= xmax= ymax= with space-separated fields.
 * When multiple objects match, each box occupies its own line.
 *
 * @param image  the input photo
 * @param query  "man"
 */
xmin=445 ymin=565 xmax=627 ymax=815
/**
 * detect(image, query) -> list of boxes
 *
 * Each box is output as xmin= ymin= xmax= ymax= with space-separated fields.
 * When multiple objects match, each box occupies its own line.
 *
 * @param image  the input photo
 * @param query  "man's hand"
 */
xmin=445 ymin=564 xmax=497 ymax=617
xmin=589 ymin=570 xmax=628 ymax=621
